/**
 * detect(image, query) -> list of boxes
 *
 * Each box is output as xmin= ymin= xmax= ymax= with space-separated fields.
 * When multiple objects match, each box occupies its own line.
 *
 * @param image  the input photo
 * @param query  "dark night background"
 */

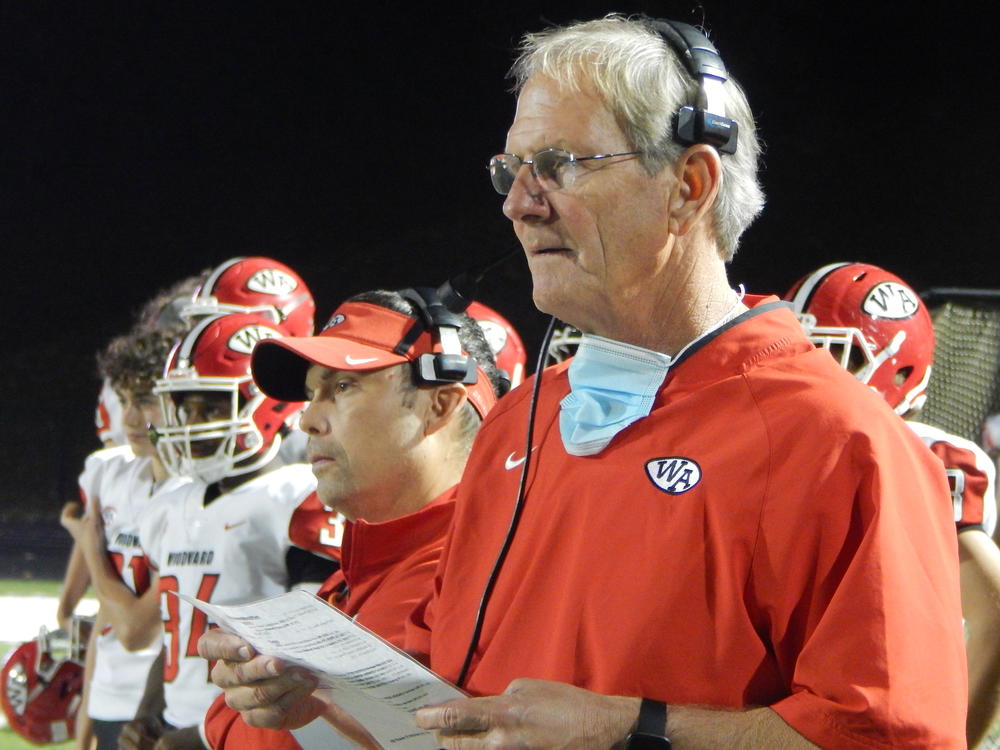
xmin=1 ymin=2 xmax=997 ymax=571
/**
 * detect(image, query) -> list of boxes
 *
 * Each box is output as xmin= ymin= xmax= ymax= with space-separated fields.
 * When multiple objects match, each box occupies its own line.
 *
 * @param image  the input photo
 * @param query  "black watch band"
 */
xmin=624 ymin=698 xmax=671 ymax=750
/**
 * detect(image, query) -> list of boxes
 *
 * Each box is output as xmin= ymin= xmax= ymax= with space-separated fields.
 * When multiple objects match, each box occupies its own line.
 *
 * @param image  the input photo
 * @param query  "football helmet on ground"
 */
xmin=0 ymin=619 xmax=91 ymax=745
xmin=785 ymin=262 xmax=935 ymax=415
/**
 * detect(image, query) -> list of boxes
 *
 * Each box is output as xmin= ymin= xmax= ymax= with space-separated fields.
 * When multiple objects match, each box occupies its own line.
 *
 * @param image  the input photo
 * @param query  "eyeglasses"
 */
xmin=487 ymin=147 xmax=642 ymax=195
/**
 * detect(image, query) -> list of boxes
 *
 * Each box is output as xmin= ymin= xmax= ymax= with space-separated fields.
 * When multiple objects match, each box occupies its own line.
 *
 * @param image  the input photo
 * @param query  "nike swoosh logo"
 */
xmin=223 ymin=521 xmax=246 ymax=531
xmin=505 ymin=447 xmax=538 ymax=470
xmin=344 ymin=355 xmax=379 ymax=365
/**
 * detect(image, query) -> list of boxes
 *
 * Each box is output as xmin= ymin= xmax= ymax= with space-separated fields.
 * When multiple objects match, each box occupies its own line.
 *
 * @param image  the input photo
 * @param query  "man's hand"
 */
xmin=414 ymin=678 xmax=640 ymax=750
xmin=197 ymin=629 xmax=323 ymax=730
xmin=118 ymin=715 xmax=167 ymax=750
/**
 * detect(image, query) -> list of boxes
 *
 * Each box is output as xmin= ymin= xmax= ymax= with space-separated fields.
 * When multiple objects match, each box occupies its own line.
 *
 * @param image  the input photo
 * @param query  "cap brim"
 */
xmin=251 ymin=337 xmax=408 ymax=402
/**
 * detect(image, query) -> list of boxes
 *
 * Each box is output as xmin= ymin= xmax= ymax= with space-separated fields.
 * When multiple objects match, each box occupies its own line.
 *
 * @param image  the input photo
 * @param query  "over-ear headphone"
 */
xmin=646 ymin=17 xmax=739 ymax=155
xmin=397 ymin=286 xmax=479 ymax=387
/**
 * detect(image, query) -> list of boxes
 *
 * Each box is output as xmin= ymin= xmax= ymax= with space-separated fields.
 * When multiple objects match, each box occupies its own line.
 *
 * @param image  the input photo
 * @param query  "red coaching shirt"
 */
xmin=410 ymin=297 xmax=967 ymax=750
xmin=202 ymin=489 xmax=457 ymax=750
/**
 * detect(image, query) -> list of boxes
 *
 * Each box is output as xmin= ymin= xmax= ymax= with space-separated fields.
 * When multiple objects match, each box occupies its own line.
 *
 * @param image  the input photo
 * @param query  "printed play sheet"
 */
xmin=177 ymin=589 xmax=464 ymax=750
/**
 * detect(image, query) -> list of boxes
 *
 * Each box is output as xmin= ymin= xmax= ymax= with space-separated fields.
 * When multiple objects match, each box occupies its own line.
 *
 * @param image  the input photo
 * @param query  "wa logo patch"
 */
xmin=862 ymin=281 xmax=919 ymax=319
xmin=645 ymin=456 xmax=702 ymax=495
xmin=246 ymin=268 xmax=298 ymax=296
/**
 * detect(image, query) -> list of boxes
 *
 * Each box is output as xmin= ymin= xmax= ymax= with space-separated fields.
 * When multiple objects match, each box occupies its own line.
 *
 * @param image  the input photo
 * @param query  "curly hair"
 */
xmin=132 ymin=270 xmax=209 ymax=335
xmin=97 ymin=328 xmax=177 ymax=395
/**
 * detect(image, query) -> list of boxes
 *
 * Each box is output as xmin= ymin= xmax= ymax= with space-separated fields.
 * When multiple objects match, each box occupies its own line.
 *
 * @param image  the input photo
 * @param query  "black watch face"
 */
xmin=625 ymin=731 xmax=672 ymax=750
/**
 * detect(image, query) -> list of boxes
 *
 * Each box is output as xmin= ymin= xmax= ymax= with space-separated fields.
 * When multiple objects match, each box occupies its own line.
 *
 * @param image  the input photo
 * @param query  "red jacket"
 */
xmin=202 ymin=488 xmax=456 ymax=750
xmin=409 ymin=297 xmax=967 ymax=750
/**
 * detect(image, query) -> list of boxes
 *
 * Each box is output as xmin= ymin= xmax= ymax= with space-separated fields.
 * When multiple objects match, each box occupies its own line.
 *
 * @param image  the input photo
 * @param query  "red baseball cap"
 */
xmin=251 ymin=300 xmax=497 ymax=419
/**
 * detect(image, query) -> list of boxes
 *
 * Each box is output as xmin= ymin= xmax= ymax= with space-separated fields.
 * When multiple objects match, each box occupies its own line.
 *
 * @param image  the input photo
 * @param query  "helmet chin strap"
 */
xmin=895 ymin=364 xmax=932 ymax=416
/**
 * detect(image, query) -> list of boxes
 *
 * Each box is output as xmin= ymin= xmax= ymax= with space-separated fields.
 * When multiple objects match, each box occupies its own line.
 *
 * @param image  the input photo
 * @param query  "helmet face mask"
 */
xmin=154 ymin=314 xmax=297 ymax=484
xmin=785 ymin=262 xmax=935 ymax=416
xmin=545 ymin=322 xmax=584 ymax=365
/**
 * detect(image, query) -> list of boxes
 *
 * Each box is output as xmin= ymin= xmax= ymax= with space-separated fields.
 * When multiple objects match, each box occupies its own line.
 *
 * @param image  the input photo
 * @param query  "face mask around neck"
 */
xmin=558 ymin=334 xmax=672 ymax=456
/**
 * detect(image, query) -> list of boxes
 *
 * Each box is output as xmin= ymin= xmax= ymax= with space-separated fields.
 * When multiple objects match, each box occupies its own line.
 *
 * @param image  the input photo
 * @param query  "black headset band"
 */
xmin=644 ymin=16 xmax=739 ymax=155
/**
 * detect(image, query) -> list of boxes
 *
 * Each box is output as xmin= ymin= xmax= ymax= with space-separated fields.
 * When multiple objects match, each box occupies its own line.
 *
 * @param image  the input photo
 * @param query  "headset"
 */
xmin=397 ymin=248 xmax=520 ymax=394
xmin=397 ymin=286 xmax=479 ymax=387
xmin=646 ymin=17 xmax=739 ymax=155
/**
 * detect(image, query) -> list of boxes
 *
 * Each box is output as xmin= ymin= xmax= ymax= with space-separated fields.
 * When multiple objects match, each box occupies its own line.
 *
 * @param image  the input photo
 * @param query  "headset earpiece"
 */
xmin=647 ymin=18 xmax=739 ymax=155
xmin=397 ymin=286 xmax=479 ymax=386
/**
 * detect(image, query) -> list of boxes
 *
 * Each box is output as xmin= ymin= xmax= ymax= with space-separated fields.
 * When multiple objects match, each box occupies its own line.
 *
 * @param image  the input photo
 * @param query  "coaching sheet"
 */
xmin=178 ymin=589 xmax=465 ymax=750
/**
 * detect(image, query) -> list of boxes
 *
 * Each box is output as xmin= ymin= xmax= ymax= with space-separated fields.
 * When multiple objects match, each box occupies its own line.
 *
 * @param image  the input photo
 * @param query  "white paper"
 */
xmin=177 ymin=590 xmax=464 ymax=750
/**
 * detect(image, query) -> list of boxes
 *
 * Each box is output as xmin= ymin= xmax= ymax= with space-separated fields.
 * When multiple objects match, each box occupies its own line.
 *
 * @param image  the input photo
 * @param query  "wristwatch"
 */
xmin=624 ymin=698 xmax=672 ymax=750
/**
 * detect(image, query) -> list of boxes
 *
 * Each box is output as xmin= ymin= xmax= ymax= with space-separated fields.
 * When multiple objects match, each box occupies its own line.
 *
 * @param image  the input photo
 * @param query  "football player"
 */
xmin=117 ymin=312 xmax=341 ymax=750
xmin=180 ymin=255 xmax=318 ymax=467
xmin=59 ymin=328 xmax=193 ymax=750
xmin=786 ymin=262 xmax=1000 ymax=747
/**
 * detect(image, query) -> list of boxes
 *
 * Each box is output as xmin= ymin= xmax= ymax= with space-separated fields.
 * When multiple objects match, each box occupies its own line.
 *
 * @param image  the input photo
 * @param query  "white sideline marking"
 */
xmin=0 ymin=596 xmax=98 ymax=643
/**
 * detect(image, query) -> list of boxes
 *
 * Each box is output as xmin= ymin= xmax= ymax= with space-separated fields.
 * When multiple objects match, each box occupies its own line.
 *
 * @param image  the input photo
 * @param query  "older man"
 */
xmin=202 ymin=15 xmax=967 ymax=750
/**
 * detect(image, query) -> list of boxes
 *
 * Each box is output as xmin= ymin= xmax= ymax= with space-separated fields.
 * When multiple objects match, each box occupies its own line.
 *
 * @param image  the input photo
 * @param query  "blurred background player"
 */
xmin=55 ymin=274 xmax=204 ymax=750
xmin=786 ymin=261 xmax=1000 ymax=747
xmin=198 ymin=287 xmax=517 ymax=750
xmin=58 ymin=272 xmax=206 ymax=633
xmin=119 ymin=312 xmax=340 ymax=750
xmin=59 ymin=327 xmax=194 ymax=750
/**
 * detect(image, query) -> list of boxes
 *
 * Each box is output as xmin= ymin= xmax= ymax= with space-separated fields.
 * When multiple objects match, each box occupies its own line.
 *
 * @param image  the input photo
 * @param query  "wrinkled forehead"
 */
xmin=505 ymin=74 xmax=625 ymax=153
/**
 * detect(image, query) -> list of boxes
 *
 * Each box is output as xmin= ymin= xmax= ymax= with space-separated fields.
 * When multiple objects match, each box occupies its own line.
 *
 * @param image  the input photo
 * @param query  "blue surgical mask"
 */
xmin=559 ymin=334 xmax=672 ymax=456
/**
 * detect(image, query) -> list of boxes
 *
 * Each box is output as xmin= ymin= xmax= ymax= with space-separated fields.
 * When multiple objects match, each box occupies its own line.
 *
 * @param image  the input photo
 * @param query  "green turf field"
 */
xmin=0 ymin=579 xmax=63 ymax=597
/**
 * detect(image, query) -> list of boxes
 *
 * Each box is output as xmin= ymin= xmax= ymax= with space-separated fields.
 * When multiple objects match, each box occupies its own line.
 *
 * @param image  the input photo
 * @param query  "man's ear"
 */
xmin=667 ymin=144 xmax=722 ymax=237
xmin=423 ymin=382 xmax=469 ymax=436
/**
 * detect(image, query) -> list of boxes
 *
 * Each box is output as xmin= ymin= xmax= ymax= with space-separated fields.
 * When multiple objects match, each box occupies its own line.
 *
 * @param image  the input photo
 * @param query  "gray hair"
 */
xmin=510 ymin=14 xmax=764 ymax=260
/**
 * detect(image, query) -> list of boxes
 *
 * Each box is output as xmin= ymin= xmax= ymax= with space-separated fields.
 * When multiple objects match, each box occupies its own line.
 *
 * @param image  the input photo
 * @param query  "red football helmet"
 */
xmin=183 ymin=257 xmax=316 ymax=336
xmin=154 ymin=313 xmax=303 ymax=484
xmin=785 ymin=262 xmax=935 ymax=415
xmin=466 ymin=301 xmax=528 ymax=389
xmin=1 ymin=621 xmax=89 ymax=745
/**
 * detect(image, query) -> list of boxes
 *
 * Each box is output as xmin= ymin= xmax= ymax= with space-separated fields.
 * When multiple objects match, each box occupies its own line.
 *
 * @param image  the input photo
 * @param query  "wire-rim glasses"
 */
xmin=487 ymin=147 xmax=641 ymax=195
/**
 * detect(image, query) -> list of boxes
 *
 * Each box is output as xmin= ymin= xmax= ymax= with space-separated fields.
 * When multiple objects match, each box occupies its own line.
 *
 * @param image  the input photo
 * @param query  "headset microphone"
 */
xmin=435 ymin=247 xmax=521 ymax=315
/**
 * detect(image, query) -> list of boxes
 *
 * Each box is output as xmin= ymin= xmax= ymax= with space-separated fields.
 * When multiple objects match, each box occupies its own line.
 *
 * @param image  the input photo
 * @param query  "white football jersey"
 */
xmin=95 ymin=377 xmax=126 ymax=447
xmin=78 ymin=445 xmax=190 ymax=721
xmin=908 ymin=421 xmax=998 ymax=537
xmin=137 ymin=463 xmax=320 ymax=729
